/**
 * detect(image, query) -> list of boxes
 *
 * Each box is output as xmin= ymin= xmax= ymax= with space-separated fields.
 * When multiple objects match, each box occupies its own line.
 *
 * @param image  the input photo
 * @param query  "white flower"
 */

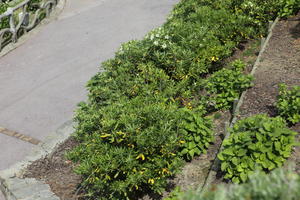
xmin=150 ymin=34 xmax=154 ymax=40
xmin=154 ymin=41 xmax=159 ymax=46
xmin=164 ymin=35 xmax=169 ymax=40
xmin=162 ymin=44 xmax=167 ymax=49
xmin=156 ymin=34 xmax=160 ymax=37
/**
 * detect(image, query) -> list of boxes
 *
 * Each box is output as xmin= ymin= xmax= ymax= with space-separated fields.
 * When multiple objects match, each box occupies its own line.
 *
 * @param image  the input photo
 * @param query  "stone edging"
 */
xmin=201 ymin=17 xmax=280 ymax=191
xmin=0 ymin=0 xmax=66 ymax=58
xmin=0 ymin=120 xmax=74 ymax=200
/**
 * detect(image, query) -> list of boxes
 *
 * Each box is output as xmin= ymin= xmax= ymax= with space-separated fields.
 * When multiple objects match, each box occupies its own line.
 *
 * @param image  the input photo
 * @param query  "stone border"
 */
xmin=0 ymin=0 xmax=66 ymax=58
xmin=0 ymin=120 xmax=74 ymax=200
xmin=201 ymin=17 xmax=280 ymax=191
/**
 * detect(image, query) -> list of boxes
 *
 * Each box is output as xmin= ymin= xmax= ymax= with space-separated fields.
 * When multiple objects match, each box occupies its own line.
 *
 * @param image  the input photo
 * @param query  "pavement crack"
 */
xmin=0 ymin=126 xmax=41 ymax=145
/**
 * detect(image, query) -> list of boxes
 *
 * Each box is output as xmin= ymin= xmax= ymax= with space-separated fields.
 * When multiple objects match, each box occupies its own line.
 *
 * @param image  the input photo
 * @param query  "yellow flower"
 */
xmin=162 ymin=168 xmax=169 ymax=174
xmin=128 ymin=144 xmax=135 ymax=148
xmin=116 ymin=131 xmax=125 ymax=135
xmin=179 ymin=140 xmax=185 ymax=144
xmin=148 ymin=179 xmax=155 ymax=184
xmin=211 ymin=56 xmax=219 ymax=62
xmin=100 ymin=134 xmax=111 ymax=138
xmin=105 ymin=175 xmax=111 ymax=180
xmin=136 ymin=154 xmax=145 ymax=160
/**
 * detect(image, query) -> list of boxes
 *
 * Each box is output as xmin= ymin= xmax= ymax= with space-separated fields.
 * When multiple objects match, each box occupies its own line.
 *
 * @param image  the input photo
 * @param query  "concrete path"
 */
xmin=0 ymin=0 xmax=178 ymax=177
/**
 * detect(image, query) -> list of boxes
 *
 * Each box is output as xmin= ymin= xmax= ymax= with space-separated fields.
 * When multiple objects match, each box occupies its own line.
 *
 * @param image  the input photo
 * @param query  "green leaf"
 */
xmin=237 ymin=149 xmax=247 ymax=157
xmin=188 ymin=142 xmax=197 ymax=150
xmin=194 ymin=148 xmax=201 ymax=155
xmin=189 ymin=149 xmax=196 ymax=158
xmin=185 ymin=124 xmax=196 ymax=132
xmin=181 ymin=149 xmax=188 ymax=155
xmin=218 ymin=153 xmax=225 ymax=161
xmin=263 ymin=123 xmax=272 ymax=131
xmin=221 ymin=162 xmax=229 ymax=171
xmin=232 ymin=177 xmax=240 ymax=184
xmin=232 ymin=157 xmax=239 ymax=166
xmin=195 ymin=136 xmax=201 ymax=142
xmin=275 ymin=142 xmax=281 ymax=151
xmin=240 ymin=172 xmax=247 ymax=182
xmin=222 ymin=148 xmax=235 ymax=156
xmin=237 ymin=165 xmax=244 ymax=172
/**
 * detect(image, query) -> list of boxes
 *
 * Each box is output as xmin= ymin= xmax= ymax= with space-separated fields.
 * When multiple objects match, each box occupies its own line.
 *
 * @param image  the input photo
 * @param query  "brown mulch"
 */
xmin=238 ymin=12 xmax=300 ymax=170
xmin=23 ymin=137 xmax=83 ymax=200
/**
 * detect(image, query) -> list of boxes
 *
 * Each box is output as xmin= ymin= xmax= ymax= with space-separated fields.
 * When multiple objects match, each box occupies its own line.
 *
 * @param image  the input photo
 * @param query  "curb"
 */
xmin=0 ymin=0 xmax=66 ymax=58
xmin=201 ymin=17 xmax=280 ymax=191
xmin=0 ymin=120 xmax=74 ymax=200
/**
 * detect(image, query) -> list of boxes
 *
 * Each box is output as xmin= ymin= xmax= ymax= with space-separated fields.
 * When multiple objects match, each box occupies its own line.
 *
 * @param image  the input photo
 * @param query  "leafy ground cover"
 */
xmin=218 ymin=114 xmax=297 ymax=184
xmin=24 ymin=0 xmax=300 ymax=199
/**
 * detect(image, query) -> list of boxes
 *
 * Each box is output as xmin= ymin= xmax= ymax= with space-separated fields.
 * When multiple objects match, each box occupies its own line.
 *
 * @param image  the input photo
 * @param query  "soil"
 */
xmin=21 ymin=13 xmax=300 ymax=200
xmin=23 ymin=137 xmax=83 ymax=200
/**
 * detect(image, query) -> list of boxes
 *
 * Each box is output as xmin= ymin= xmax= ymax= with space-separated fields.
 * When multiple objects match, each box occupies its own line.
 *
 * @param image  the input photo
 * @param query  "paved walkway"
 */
xmin=0 ymin=0 xmax=177 ymax=198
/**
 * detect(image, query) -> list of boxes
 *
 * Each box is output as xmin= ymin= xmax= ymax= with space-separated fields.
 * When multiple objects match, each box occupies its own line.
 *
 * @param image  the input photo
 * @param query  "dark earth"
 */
xmin=24 ymin=12 xmax=300 ymax=200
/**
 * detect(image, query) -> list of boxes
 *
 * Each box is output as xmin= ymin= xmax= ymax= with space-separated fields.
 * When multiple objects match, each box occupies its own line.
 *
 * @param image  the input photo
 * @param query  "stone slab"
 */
xmin=0 ymin=121 xmax=73 ymax=200
xmin=0 ymin=134 xmax=34 ymax=171
xmin=0 ymin=191 xmax=5 ymax=200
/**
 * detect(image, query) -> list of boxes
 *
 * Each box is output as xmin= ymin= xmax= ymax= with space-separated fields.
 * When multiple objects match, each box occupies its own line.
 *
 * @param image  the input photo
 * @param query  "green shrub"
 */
xmin=204 ymin=61 xmax=253 ymax=110
xmin=278 ymin=0 xmax=300 ymax=17
xmin=179 ymin=109 xmax=214 ymax=160
xmin=276 ymin=84 xmax=300 ymax=124
xmin=218 ymin=114 xmax=297 ymax=183
xmin=68 ymin=96 xmax=213 ymax=199
xmin=175 ymin=166 xmax=300 ymax=200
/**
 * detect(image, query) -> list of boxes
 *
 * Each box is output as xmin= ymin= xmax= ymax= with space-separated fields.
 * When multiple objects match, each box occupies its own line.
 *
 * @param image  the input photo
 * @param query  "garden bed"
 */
xmin=23 ymin=1 xmax=300 ymax=200
xmin=23 ymin=37 xmax=262 ymax=199
xmin=238 ymin=12 xmax=300 ymax=172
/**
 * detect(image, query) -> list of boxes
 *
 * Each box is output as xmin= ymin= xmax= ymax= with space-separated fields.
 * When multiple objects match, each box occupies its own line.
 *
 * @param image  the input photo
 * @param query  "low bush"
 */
xmin=68 ymin=96 xmax=213 ymax=199
xmin=276 ymin=84 xmax=300 ymax=124
xmin=218 ymin=114 xmax=297 ymax=183
xmin=179 ymin=109 xmax=214 ymax=160
xmin=173 ymin=166 xmax=300 ymax=200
